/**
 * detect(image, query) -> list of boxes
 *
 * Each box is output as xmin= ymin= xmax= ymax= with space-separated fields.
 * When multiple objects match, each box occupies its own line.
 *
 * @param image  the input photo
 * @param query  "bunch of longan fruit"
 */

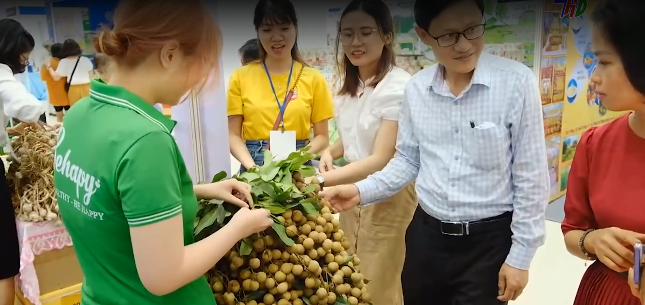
xmin=208 ymin=206 xmax=371 ymax=305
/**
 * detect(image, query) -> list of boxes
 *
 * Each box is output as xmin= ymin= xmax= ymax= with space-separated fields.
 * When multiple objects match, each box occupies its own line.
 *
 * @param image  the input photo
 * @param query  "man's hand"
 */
xmin=497 ymin=263 xmax=528 ymax=301
xmin=194 ymin=179 xmax=253 ymax=208
xmin=319 ymin=184 xmax=361 ymax=212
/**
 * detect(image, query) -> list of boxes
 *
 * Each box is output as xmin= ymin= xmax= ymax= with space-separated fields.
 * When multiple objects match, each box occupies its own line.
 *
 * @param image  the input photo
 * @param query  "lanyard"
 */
xmin=263 ymin=60 xmax=294 ymax=131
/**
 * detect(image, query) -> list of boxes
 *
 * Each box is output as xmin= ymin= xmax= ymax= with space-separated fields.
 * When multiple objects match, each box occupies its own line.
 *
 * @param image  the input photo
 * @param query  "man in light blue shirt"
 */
xmin=320 ymin=0 xmax=549 ymax=304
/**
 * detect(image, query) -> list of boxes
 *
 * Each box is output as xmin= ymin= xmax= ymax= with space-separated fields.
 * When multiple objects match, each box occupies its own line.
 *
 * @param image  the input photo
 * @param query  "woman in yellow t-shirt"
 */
xmin=40 ymin=43 xmax=68 ymax=122
xmin=227 ymin=0 xmax=334 ymax=173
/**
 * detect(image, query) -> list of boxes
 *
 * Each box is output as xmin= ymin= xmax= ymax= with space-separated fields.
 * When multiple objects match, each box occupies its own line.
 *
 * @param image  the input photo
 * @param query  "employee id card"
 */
xmin=269 ymin=130 xmax=296 ymax=161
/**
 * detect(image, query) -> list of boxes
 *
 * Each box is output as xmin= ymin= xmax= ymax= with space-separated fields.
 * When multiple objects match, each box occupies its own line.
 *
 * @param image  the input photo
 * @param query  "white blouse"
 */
xmin=334 ymin=66 xmax=411 ymax=163
xmin=0 ymin=64 xmax=46 ymax=146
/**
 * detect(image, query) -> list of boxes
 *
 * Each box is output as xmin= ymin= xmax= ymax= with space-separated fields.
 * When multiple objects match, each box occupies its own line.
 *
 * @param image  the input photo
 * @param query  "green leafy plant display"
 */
xmin=195 ymin=148 xmax=372 ymax=305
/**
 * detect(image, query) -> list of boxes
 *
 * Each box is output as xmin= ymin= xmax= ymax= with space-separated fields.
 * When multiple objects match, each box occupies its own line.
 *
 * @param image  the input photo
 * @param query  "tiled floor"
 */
xmin=228 ymin=156 xmax=588 ymax=304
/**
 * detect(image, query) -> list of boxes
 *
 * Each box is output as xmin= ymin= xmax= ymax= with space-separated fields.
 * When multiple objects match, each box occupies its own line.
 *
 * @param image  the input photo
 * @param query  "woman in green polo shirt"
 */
xmin=53 ymin=1 xmax=273 ymax=304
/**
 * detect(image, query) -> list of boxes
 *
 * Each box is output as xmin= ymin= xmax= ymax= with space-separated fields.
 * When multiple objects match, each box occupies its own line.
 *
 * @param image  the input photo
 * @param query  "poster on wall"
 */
xmin=540 ymin=0 xmax=623 ymax=201
xmin=52 ymin=6 xmax=93 ymax=55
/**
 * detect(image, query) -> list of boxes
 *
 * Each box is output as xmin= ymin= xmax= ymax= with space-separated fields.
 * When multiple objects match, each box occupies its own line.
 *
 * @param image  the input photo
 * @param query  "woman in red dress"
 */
xmin=561 ymin=1 xmax=645 ymax=304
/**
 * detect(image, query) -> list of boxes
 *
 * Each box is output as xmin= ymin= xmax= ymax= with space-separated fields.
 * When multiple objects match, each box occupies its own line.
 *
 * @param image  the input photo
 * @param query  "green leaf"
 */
xmin=263 ymin=149 xmax=274 ymax=167
xmin=243 ymin=290 xmax=266 ymax=301
xmin=193 ymin=218 xmax=199 ymax=229
xmin=258 ymin=183 xmax=276 ymax=197
xmin=261 ymin=202 xmax=287 ymax=214
xmin=214 ymin=204 xmax=230 ymax=225
xmin=300 ymin=202 xmax=319 ymax=216
xmin=341 ymin=255 xmax=354 ymax=266
xmin=297 ymin=166 xmax=316 ymax=177
xmin=303 ymin=297 xmax=311 ymax=305
xmin=238 ymin=172 xmax=260 ymax=181
xmin=208 ymin=199 xmax=224 ymax=205
xmin=240 ymin=237 xmax=253 ymax=256
xmin=211 ymin=171 xmax=228 ymax=183
xmin=194 ymin=207 xmax=218 ymax=235
xmin=272 ymin=223 xmax=295 ymax=246
xmin=261 ymin=166 xmax=281 ymax=181
xmin=334 ymin=295 xmax=348 ymax=305
xmin=280 ymin=171 xmax=293 ymax=184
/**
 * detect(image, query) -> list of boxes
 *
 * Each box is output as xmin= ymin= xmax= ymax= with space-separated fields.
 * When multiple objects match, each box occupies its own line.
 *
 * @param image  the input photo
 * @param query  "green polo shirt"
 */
xmin=54 ymin=79 xmax=215 ymax=305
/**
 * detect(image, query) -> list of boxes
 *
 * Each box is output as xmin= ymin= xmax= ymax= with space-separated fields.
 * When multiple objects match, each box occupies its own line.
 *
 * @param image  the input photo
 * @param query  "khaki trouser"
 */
xmin=340 ymin=183 xmax=417 ymax=305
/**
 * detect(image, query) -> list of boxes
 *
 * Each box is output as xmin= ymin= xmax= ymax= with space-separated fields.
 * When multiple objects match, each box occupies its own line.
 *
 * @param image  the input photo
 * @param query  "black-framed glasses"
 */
xmin=429 ymin=24 xmax=486 ymax=47
xmin=20 ymin=54 xmax=30 ymax=66
xmin=339 ymin=28 xmax=378 ymax=45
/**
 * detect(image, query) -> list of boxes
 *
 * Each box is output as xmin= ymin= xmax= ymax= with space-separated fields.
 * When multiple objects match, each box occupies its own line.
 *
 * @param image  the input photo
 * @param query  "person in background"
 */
xmin=46 ymin=39 xmax=93 ymax=107
xmin=53 ymin=1 xmax=273 ymax=304
xmin=314 ymin=1 xmax=416 ymax=304
xmin=93 ymin=53 xmax=112 ymax=81
xmin=320 ymin=0 xmax=550 ymax=304
xmin=40 ymin=43 xmax=68 ymax=122
xmin=0 ymin=18 xmax=49 ymax=305
xmin=562 ymin=1 xmax=645 ymax=304
xmin=239 ymin=38 xmax=260 ymax=65
xmin=227 ymin=0 xmax=334 ymax=173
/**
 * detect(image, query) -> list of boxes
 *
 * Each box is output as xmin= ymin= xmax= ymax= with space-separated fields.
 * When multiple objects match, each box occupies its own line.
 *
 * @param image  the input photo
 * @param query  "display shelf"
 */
xmin=16 ymin=283 xmax=82 ymax=305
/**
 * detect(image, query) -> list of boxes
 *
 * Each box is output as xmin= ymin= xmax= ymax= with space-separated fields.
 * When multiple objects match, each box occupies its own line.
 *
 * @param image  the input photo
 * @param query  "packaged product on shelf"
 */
xmin=6 ymin=125 xmax=61 ymax=223
xmin=196 ymin=150 xmax=371 ymax=305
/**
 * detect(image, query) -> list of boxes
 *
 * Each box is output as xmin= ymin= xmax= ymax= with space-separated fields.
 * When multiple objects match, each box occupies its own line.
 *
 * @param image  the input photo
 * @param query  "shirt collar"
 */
xmin=89 ymin=79 xmax=176 ymax=133
xmin=430 ymin=52 xmax=492 ymax=89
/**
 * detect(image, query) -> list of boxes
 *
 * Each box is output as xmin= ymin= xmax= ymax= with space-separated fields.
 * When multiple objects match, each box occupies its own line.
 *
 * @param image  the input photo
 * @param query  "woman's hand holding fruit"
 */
xmin=194 ymin=180 xmax=254 ymax=208
xmin=229 ymin=208 xmax=273 ymax=237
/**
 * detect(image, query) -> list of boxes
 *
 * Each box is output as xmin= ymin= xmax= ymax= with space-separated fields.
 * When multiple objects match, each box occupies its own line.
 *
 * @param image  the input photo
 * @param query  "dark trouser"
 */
xmin=239 ymin=140 xmax=311 ymax=174
xmin=0 ymin=158 xmax=20 ymax=279
xmin=402 ymin=207 xmax=512 ymax=305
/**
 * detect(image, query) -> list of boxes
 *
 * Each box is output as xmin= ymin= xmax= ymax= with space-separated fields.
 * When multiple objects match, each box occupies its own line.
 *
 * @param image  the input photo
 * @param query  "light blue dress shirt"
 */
xmin=355 ymin=53 xmax=549 ymax=270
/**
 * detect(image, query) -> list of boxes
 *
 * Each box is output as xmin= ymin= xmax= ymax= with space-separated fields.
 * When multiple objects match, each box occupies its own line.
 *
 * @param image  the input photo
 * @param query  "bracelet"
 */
xmin=579 ymin=228 xmax=597 ymax=260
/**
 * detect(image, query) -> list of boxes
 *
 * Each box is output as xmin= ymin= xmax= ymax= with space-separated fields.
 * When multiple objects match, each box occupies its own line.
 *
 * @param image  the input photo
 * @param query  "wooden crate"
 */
xmin=15 ymin=247 xmax=83 ymax=305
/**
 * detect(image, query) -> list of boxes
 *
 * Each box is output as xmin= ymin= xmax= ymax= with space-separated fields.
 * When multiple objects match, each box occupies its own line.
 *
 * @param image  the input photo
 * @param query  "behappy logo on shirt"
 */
xmin=54 ymin=127 xmax=104 ymax=220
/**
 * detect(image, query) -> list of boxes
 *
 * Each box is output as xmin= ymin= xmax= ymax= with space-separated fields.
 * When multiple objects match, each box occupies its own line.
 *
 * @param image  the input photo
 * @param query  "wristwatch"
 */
xmin=314 ymin=174 xmax=325 ymax=189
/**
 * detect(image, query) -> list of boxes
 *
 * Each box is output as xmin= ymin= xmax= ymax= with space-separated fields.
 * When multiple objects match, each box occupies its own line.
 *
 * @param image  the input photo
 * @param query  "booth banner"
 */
xmin=15 ymin=220 xmax=73 ymax=305
xmin=539 ymin=0 xmax=623 ymax=201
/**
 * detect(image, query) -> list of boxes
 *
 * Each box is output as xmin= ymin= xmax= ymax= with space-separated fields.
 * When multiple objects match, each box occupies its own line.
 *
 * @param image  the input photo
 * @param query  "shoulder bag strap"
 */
xmin=271 ymin=65 xmax=304 ymax=130
xmin=68 ymin=57 xmax=81 ymax=85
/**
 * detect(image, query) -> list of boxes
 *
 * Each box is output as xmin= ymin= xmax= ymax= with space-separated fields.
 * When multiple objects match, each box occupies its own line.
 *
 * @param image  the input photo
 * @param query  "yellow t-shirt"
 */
xmin=227 ymin=62 xmax=334 ymax=140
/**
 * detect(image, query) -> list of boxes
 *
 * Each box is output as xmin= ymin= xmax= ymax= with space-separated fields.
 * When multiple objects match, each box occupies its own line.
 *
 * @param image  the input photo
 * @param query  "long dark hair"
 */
xmin=0 ymin=19 xmax=35 ymax=74
xmin=253 ymin=0 xmax=305 ymax=64
xmin=51 ymin=43 xmax=65 ymax=59
xmin=336 ymin=0 xmax=396 ymax=97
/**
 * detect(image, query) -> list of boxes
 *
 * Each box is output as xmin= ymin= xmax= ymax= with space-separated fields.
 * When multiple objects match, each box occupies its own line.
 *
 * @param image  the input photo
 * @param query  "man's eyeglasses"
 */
xmin=339 ymin=28 xmax=378 ymax=45
xmin=429 ymin=24 xmax=486 ymax=47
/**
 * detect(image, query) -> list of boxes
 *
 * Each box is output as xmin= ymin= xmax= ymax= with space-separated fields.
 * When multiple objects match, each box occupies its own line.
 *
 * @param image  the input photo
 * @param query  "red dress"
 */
xmin=562 ymin=114 xmax=645 ymax=305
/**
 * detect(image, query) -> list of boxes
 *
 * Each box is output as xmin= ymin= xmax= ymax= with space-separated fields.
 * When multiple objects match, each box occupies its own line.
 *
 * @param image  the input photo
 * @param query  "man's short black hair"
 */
xmin=0 ymin=19 xmax=35 ymax=74
xmin=62 ymin=39 xmax=82 ymax=57
xmin=51 ymin=43 xmax=65 ymax=59
xmin=239 ymin=38 xmax=260 ymax=65
xmin=414 ymin=0 xmax=485 ymax=32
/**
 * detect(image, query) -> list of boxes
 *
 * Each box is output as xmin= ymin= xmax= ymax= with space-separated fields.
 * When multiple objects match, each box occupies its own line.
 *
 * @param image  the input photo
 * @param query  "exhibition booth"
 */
xmin=5 ymin=0 xmax=622 ymax=304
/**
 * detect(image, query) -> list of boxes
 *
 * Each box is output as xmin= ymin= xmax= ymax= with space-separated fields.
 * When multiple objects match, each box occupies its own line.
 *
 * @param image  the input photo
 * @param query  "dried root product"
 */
xmin=195 ymin=150 xmax=372 ymax=305
xmin=6 ymin=125 xmax=60 ymax=223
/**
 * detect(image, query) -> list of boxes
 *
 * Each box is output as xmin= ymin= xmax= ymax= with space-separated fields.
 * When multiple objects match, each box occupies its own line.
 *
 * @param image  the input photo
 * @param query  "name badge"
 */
xmin=269 ymin=130 xmax=296 ymax=161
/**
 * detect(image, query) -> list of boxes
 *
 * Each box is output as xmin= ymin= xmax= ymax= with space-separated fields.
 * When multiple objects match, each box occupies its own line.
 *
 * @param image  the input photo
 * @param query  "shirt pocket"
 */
xmin=467 ymin=124 xmax=508 ymax=170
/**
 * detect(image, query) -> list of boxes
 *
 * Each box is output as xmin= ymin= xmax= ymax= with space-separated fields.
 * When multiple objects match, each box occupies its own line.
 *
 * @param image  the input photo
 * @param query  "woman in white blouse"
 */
xmin=314 ymin=1 xmax=417 ymax=304
xmin=46 ymin=39 xmax=93 ymax=107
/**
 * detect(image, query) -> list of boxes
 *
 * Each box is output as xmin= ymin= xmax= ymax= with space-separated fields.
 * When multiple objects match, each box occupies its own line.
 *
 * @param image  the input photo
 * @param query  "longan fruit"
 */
xmin=282 ymin=291 xmax=292 ymax=300
xmin=277 ymin=216 xmax=286 ymax=224
xmin=331 ymin=218 xmax=341 ymax=229
xmin=249 ymin=258 xmax=261 ymax=269
xmin=270 ymin=287 xmax=279 ymax=295
xmin=303 ymin=238 xmax=315 ymax=250
xmin=327 ymin=292 xmax=337 ymax=303
xmin=253 ymin=239 xmax=265 ymax=252
xmin=212 ymin=281 xmax=224 ymax=292
xmin=297 ymin=234 xmax=308 ymax=244
xmin=293 ymin=298 xmax=304 ymax=305
xmin=286 ymin=273 xmax=295 ymax=283
xmin=335 ymin=283 xmax=347 ymax=295
xmin=310 ymin=295 xmax=319 ymax=304
xmin=231 ymin=256 xmax=244 ymax=268
xmin=341 ymin=239 xmax=351 ymax=250
xmin=322 ymin=213 xmax=333 ymax=222
xmin=265 ymin=278 xmax=276 ymax=289
xmin=308 ymin=260 xmax=320 ymax=273
xmin=264 ymin=235 xmax=275 ymax=247
xmin=317 ymin=247 xmax=326 ymax=257
xmin=315 ymin=225 xmax=324 ymax=233
xmin=292 ymin=264 xmax=304 ymax=276
xmin=250 ymin=280 xmax=260 ymax=291
xmin=351 ymin=287 xmax=362 ymax=298
xmin=316 ymin=288 xmax=328 ymax=298
xmin=335 ymin=255 xmax=345 ymax=265
xmin=292 ymin=244 xmax=305 ymax=255
xmin=280 ymin=263 xmax=293 ymax=274
xmin=272 ymin=249 xmax=282 ymax=260
xmin=282 ymin=210 xmax=293 ymax=219
xmin=300 ymin=223 xmax=312 ymax=235
xmin=328 ymin=262 xmax=339 ymax=273
xmin=240 ymin=269 xmax=252 ymax=280
xmin=308 ymin=231 xmax=319 ymax=241
xmin=277 ymin=299 xmax=289 ymax=305
xmin=324 ymin=223 xmax=334 ymax=233
xmin=332 ymin=274 xmax=343 ymax=285
xmin=351 ymin=272 xmax=363 ymax=282
xmin=332 ymin=232 xmax=343 ymax=241
xmin=353 ymin=256 xmax=361 ymax=266
xmin=263 ymin=293 xmax=275 ymax=304
xmin=247 ymin=301 xmax=258 ymax=305
xmin=286 ymin=225 xmax=298 ymax=237
xmin=324 ymin=253 xmax=335 ymax=264
xmin=242 ymin=279 xmax=252 ymax=291
xmin=341 ymin=266 xmax=353 ymax=277
xmin=307 ymin=249 xmax=319 ymax=259
xmin=223 ymin=292 xmax=235 ymax=303
xmin=228 ymin=280 xmax=240 ymax=293
xmin=274 ymin=271 xmax=287 ymax=282
xmin=321 ymin=206 xmax=331 ymax=214
xmin=268 ymin=263 xmax=279 ymax=274
xmin=305 ymin=277 xmax=316 ymax=288
xmin=261 ymin=251 xmax=272 ymax=263
xmin=277 ymin=282 xmax=289 ymax=294
xmin=361 ymin=292 xmax=371 ymax=302
xmin=332 ymin=242 xmax=343 ymax=253
xmin=322 ymin=239 xmax=333 ymax=251
xmin=348 ymin=296 xmax=359 ymax=305
xmin=292 ymin=210 xmax=304 ymax=222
